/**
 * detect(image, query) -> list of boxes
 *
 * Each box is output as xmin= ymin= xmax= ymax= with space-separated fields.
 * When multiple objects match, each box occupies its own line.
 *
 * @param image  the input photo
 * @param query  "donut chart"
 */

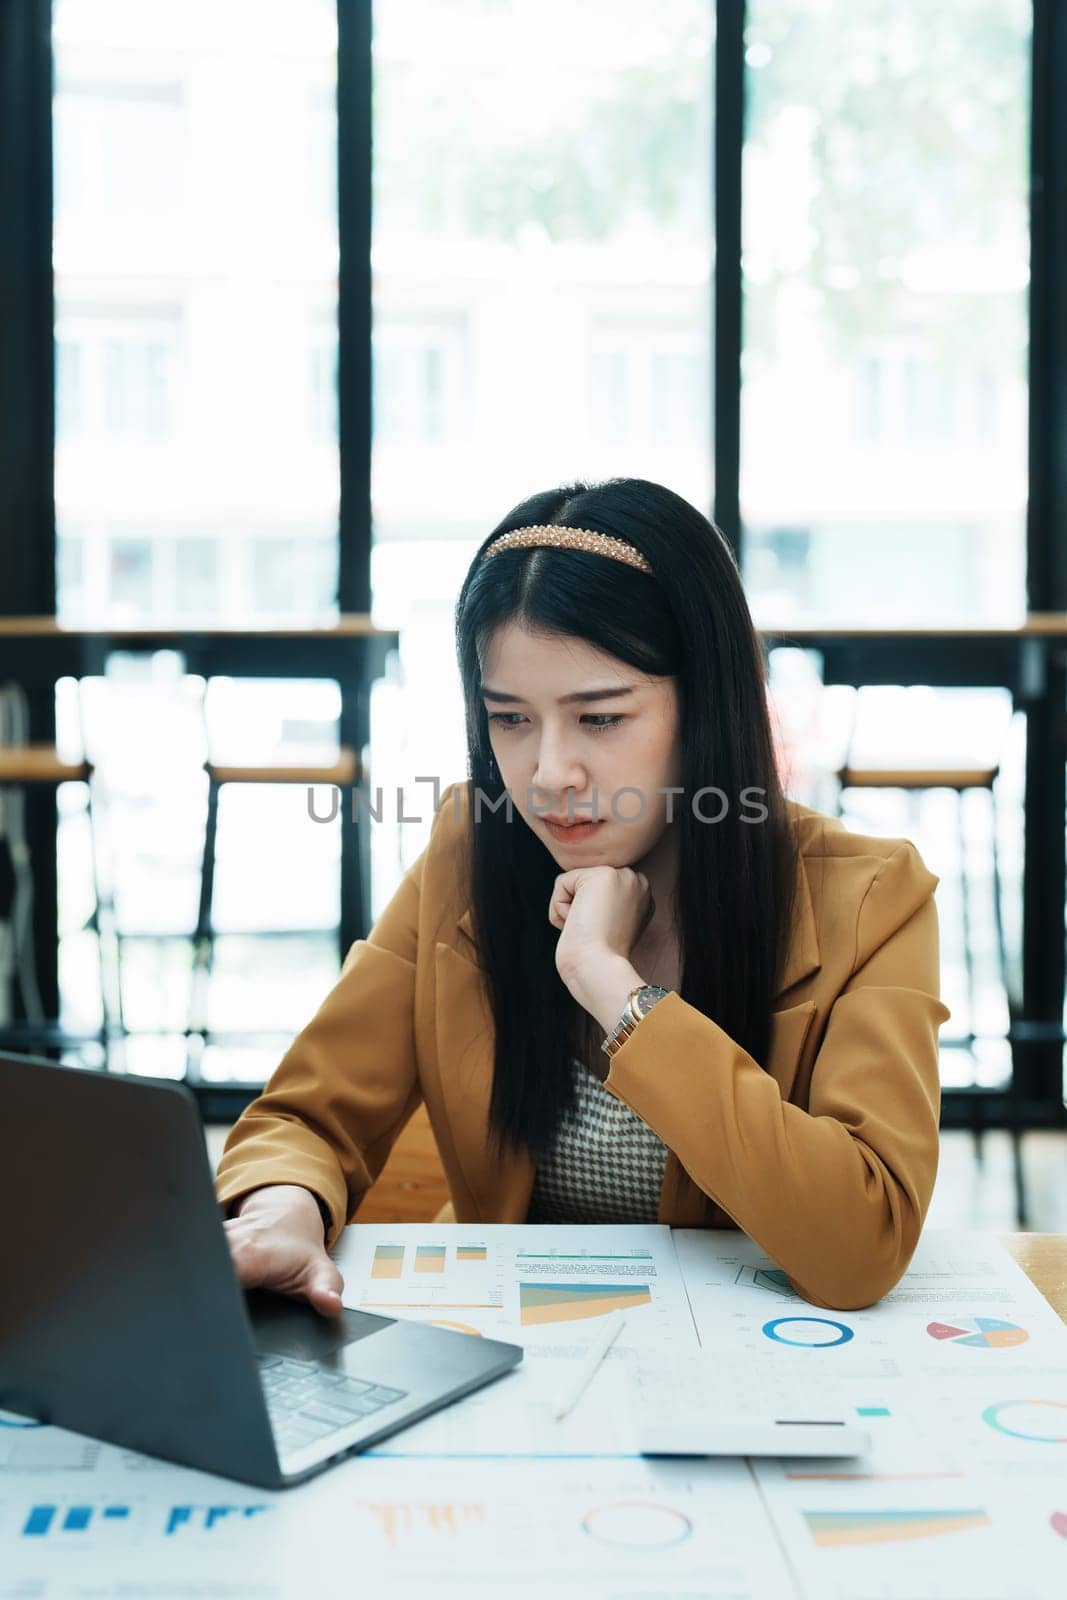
xmin=581 ymin=1501 xmax=693 ymax=1548
xmin=762 ymin=1316 xmax=854 ymax=1348
xmin=982 ymin=1400 xmax=1067 ymax=1443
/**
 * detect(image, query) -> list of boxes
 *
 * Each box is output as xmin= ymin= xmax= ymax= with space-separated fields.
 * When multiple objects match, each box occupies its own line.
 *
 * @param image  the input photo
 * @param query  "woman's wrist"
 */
xmin=563 ymin=955 xmax=646 ymax=1037
xmin=234 ymin=1183 xmax=331 ymax=1239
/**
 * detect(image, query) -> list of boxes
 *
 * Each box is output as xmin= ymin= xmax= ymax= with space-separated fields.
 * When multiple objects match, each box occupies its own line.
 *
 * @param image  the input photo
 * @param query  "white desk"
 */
xmin=3 ymin=1225 xmax=1066 ymax=1599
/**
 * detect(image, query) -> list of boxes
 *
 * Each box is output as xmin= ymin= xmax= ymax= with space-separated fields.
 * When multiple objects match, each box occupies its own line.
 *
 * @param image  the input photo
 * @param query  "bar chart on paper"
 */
xmin=335 ymin=1225 xmax=697 ymax=1355
xmin=330 ymin=1226 xmax=699 ymax=1462
xmin=337 ymin=1229 xmax=511 ymax=1339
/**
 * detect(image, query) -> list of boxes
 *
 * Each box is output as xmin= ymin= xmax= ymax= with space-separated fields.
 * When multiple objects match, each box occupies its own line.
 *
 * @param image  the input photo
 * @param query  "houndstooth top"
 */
xmin=525 ymin=1056 xmax=670 ymax=1224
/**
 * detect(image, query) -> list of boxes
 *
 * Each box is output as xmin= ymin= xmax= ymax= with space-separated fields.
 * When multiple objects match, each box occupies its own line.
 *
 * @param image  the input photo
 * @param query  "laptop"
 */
xmin=0 ymin=1052 xmax=523 ymax=1489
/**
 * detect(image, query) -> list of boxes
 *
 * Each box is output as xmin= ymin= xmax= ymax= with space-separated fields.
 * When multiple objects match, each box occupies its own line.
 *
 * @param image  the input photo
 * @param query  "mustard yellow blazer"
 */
xmin=215 ymin=780 xmax=951 ymax=1311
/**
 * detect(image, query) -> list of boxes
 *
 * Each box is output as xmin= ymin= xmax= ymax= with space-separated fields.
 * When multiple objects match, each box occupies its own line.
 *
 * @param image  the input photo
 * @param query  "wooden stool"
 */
xmin=835 ymin=756 xmax=1025 ymax=1224
xmin=834 ymin=764 xmax=1011 ymax=1052
xmin=185 ymin=747 xmax=361 ymax=1077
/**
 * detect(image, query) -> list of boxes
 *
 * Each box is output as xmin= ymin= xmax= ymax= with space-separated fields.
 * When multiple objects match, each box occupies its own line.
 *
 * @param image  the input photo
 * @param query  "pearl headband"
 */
xmin=481 ymin=524 xmax=654 ymax=575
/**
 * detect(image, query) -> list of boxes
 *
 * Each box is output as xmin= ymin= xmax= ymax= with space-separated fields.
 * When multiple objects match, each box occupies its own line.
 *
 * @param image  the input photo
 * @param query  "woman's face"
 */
xmin=480 ymin=622 xmax=682 ymax=868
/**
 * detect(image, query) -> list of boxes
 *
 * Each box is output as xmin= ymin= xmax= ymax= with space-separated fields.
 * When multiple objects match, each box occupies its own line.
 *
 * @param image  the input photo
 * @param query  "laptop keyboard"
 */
xmin=257 ymin=1355 xmax=409 ymax=1455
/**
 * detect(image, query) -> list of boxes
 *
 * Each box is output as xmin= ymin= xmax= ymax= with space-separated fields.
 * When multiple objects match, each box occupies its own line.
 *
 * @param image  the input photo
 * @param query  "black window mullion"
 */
xmin=1018 ymin=0 xmax=1067 ymax=1111
xmin=337 ymin=0 xmax=373 ymax=617
xmin=335 ymin=0 xmax=375 ymax=946
xmin=0 ymin=0 xmax=55 ymax=618
xmin=0 ymin=0 xmax=59 ymax=1025
xmin=712 ymin=0 xmax=745 ymax=564
xmin=1028 ymin=0 xmax=1067 ymax=614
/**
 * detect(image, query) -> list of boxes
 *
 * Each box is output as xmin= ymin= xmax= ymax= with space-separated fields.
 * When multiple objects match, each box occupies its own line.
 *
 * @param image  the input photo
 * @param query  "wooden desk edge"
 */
xmin=997 ymin=1232 xmax=1067 ymax=1323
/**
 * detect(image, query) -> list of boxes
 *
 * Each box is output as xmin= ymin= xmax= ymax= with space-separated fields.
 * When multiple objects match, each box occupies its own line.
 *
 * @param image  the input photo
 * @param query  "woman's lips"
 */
xmin=543 ymin=817 xmax=606 ymax=842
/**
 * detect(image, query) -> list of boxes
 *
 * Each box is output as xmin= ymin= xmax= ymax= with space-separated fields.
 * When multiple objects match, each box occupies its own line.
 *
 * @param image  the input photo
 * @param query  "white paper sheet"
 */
xmin=4 ymin=1226 xmax=1065 ymax=1598
xmin=672 ymin=1227 xmax=1067 ymax=1599
xmin=270 ymin=1453 xmax=803 ymax=1599
xmin=0 ymin=1416 xmax=800 ymax=1599
xmin=332 ymin=1221 xmax=699 ymax=1459
xmin=0 ymin=1421 xmax=290 ymax=1598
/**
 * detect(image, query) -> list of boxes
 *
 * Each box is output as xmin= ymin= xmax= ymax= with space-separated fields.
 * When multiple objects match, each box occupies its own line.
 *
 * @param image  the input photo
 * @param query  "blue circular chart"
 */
xmin=582 ymin=1501 xmax=693 ymax=1548
xmin=762 ymin=1316 xmax=854 ymax=1347
xmin=982 ymin=1400 xmax=1067 ymax=1443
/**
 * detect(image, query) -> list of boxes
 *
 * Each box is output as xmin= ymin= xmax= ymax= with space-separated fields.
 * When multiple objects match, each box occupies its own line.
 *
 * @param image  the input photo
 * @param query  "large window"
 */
xmin=369 ymin=0 xmax=714 ymax=883
xmin=51 ymin=0 xmax=343 ymax=1079
xmin=740 ymin=0 xmax=1032 ymax=625
xmin=29 ymin=1 xmax=1043 ymax=1099
xmin=52 ymin=0 xmax=340 ymax=626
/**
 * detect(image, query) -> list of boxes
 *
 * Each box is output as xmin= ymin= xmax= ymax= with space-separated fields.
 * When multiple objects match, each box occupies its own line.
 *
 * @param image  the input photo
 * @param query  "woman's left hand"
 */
xmin=549 ymin=865 xmax=655 ymax=985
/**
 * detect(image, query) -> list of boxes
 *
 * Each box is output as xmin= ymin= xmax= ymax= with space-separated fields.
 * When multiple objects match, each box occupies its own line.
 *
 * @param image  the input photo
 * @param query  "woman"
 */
xmin=217 ymin=477 xmax=950 ymax=1314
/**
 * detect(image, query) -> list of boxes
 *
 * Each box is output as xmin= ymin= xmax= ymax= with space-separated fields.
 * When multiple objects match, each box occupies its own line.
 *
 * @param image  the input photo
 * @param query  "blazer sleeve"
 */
xmin=602 ymin=840 xmax=952 ymax=1311
xmin=213 ymin=793 xmax=448 ymax=1248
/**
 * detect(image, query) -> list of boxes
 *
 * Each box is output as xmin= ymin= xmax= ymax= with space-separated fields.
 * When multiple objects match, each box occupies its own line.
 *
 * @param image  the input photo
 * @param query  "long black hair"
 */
xmin=453 ymin=476 xmax=799 ymax=1160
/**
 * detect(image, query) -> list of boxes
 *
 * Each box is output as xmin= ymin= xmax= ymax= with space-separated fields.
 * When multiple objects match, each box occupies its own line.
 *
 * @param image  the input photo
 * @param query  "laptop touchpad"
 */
xmin=245 ymin=1288 xmax=395 ymax=1363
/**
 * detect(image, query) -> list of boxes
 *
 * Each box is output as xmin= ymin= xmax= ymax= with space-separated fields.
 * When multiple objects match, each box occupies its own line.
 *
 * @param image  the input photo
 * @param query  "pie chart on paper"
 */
xmin=926 ymin=1317 xmax=1029 ymax=1349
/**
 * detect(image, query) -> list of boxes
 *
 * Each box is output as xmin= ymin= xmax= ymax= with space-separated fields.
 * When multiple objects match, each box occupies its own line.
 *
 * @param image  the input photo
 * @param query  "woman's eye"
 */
xmin=486 ymin=713 xmax=624 ymax=734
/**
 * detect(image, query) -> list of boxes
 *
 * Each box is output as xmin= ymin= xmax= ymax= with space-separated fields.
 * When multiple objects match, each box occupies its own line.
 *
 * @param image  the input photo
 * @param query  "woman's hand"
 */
xmin=549 ymin=864 xmax=655 ymax=979
xmin=548 ymin=866 xmax=655 ymax=1033
xmin=223 ymin=1183 xmax=345 ymax=1318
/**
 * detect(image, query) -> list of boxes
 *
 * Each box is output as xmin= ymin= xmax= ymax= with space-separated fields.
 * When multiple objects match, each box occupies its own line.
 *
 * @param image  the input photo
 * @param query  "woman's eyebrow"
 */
xmin=481 ymin=685 xmax=638 ymax=705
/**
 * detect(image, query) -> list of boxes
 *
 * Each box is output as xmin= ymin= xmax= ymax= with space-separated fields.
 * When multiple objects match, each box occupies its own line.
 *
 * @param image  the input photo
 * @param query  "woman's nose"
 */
xmin=531 ymin=738 xmax=587 ymax=797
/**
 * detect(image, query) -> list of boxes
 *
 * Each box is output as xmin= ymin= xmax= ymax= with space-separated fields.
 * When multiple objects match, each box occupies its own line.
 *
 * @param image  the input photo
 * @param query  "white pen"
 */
xmin=553 ymin=1311 xmax=626 ymax=1421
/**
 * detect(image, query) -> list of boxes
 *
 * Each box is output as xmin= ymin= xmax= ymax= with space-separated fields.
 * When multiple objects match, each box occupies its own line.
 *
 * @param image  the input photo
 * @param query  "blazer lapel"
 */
xmin=434 ymin=938 xmax=536 ymax=1221
xmin=774 ymin=849 xmax=821 ymax=998
xmin=658 ymin=849 xmax=822 ymax=1223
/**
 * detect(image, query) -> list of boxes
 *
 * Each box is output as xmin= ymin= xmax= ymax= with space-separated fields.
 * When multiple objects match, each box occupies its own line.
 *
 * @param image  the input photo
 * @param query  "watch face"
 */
xmin=633 ymin=984 xmax=670 ymax=1018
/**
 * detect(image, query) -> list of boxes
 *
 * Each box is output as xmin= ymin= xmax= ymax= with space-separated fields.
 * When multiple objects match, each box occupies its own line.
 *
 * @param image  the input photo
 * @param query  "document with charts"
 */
xmin=331 ymin=1221 xmax=698 ymax=1459
xmin=671 ymin=1227 xmax=1067 ymax=1600
xmin=0 ymin=1423 xmax=801 ymax=1600
xmin=288 ymin=1452 xmax=802 ymax=1600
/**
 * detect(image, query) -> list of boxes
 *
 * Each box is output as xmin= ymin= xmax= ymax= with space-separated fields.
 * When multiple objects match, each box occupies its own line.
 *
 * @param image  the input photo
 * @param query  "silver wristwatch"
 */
xmin=599 ymin=983 xmax=672 ymax=1069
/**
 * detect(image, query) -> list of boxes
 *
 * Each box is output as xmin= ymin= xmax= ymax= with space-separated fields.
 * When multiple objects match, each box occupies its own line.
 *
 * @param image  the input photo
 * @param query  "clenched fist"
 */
xmin=549 ymin=864 xmax=655 ymax=985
